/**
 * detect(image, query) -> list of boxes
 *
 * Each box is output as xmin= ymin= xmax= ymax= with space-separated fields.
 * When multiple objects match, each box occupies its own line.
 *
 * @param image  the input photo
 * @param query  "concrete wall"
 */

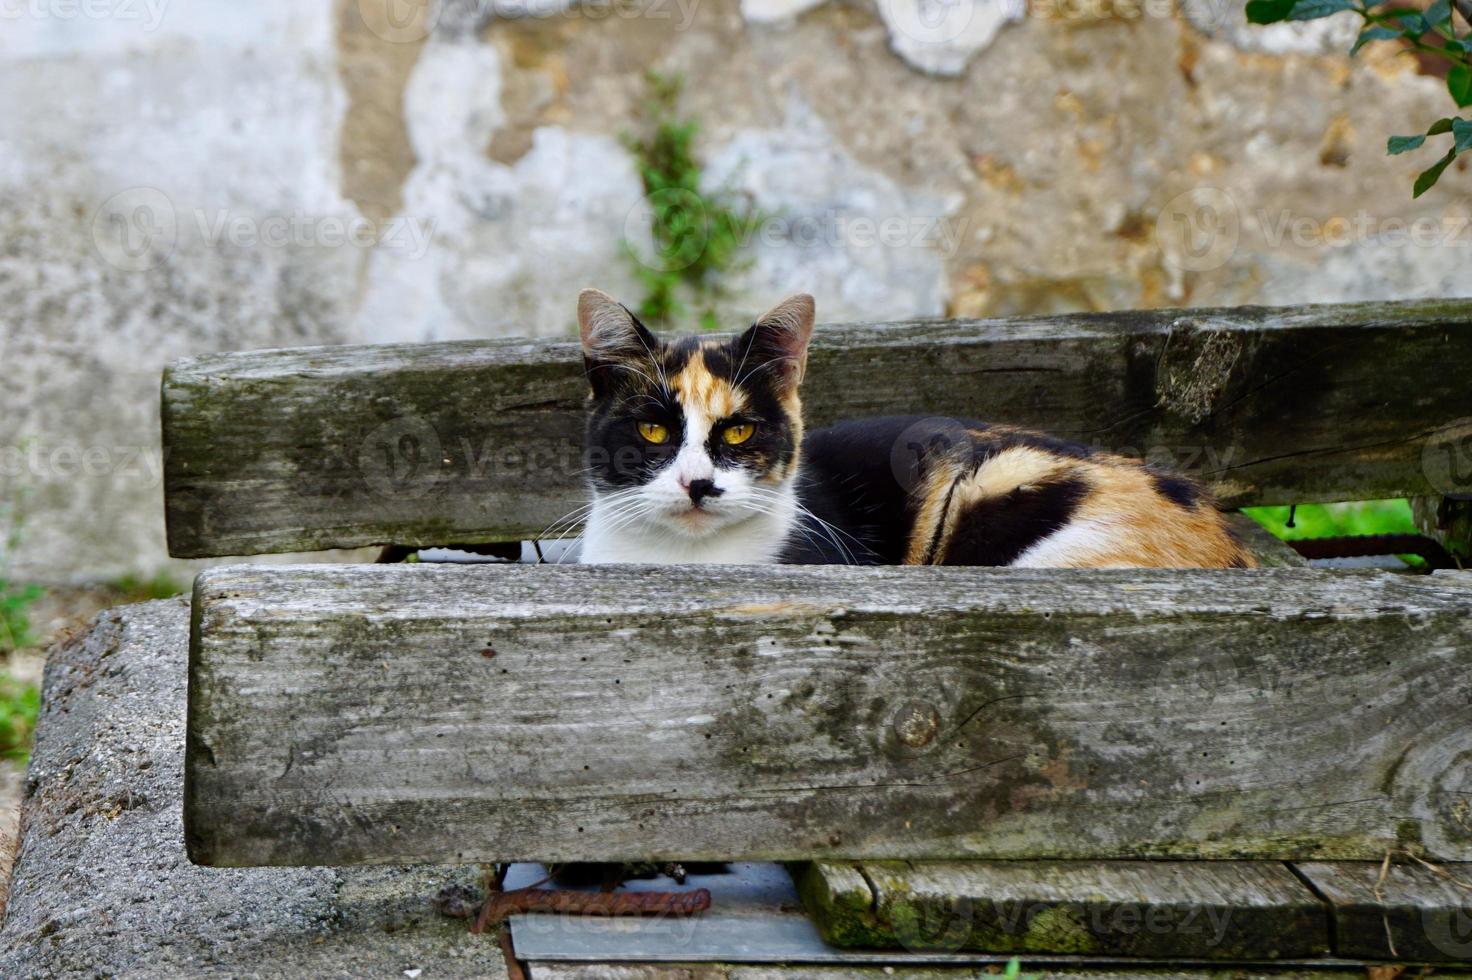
xmin=1 ymin=0 xmax=1467 ymax=581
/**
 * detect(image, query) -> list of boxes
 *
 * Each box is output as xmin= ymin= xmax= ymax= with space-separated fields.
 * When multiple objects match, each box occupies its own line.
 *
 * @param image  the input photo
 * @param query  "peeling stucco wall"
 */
xmin=0 ymin=0 xmax=1468 ymax=581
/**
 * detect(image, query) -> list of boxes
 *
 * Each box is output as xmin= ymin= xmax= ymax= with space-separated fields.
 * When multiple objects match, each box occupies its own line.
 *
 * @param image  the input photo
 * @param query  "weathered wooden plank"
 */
xmin=163 ymin=299 xmax=1472 ymax=557
xmin=795 ymin=860 xmax=1328 ymax=959
xmin=1295 ymin=861 xmax=1472 ymax=962
xmin=524 ymin=965 xmax=1454 ymax=979
xmin=185 ymin=564 xmax=1472 ymax=867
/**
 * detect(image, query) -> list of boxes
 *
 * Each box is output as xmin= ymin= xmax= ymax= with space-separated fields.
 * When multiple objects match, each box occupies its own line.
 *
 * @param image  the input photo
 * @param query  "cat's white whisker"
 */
xmin=742 ymin=485 xmax=859 ymax=564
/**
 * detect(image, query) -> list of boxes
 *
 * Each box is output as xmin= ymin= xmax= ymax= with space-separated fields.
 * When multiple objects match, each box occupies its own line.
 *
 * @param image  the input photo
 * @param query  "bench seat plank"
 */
xmin=524 ymin=964 xmax=1471 ymax=978
xmin=795 ymin=860 xmax=1329 ymax=959
xmin=185 ymin=564 xmax=1472 ymax=867
xmin=1294 ymin=861 xmax=1472 ymax=962
xmin=162 ymin=299 xmax=1472 ymax=557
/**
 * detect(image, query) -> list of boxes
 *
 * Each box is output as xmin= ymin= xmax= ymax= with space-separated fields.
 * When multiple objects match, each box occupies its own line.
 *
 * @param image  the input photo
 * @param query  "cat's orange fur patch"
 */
xmin=905 ymin=435 xmax=1254 ymax=569
xmin=1052 ymin=462 xmax=1252 ymax=568
xmin=672 ymin=348 xmax=746 ymax=422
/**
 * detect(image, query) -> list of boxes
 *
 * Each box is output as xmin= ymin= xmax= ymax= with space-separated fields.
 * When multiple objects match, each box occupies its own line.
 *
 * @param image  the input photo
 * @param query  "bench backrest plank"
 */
xmin=163 ymin=299 xmax=1472 ymax=557
xmin=184 ymin=563 xmax=1472 ymax=866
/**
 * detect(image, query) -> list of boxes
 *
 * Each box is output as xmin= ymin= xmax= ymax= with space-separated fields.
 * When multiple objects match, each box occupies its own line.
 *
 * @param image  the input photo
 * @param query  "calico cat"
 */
xmin=574 ymin=288 xmax=1254 ymax=569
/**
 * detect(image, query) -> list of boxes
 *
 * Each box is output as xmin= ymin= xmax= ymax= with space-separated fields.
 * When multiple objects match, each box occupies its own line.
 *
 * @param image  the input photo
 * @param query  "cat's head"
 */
xmin=577 ymin=288 xmax=815 ymax=539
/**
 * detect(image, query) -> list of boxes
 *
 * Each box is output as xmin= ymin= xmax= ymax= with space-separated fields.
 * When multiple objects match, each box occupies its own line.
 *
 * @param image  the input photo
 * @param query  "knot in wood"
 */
xmin=894 ymin=700 xmax=941 ymax=748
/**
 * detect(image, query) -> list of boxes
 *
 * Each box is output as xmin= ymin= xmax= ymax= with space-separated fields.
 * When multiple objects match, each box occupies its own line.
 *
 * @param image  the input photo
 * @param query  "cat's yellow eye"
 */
xmin=723 ymin=423 xmax=756 ymax=445
xmin=637 ymin=422 xmax=669 ymax=445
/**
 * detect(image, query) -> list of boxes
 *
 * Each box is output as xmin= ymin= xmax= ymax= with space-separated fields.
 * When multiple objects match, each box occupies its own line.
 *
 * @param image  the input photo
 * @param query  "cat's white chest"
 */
xmin=579 ymin=494 xmax=795 ymax=565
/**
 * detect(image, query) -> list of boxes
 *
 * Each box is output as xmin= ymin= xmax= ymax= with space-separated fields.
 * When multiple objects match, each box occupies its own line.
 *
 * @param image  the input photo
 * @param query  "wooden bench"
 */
xmin=168 ymin=298 xmax=1472 ymax=976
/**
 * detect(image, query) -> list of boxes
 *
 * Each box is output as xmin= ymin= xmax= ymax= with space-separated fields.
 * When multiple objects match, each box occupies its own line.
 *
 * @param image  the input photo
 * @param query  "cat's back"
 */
xmin=788 ymin=416 xmax=1254 ymax=569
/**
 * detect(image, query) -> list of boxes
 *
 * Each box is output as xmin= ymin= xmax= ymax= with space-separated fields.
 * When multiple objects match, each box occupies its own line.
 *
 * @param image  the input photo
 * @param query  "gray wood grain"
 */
xmin=1295 ymin=861 xmax=1472 ymax=962
xmin=162 ymin=298 xmax=1472 ymax=557
xmin=796 ymin=860 xmax=1328 ymax=958
xmin=526 ymin=966 xmax=1402 ymax=979
xmin=185 ymin=563 xmax=1472 ymax=867
xmin=526 ymin=965 xmax=1460 ymax=971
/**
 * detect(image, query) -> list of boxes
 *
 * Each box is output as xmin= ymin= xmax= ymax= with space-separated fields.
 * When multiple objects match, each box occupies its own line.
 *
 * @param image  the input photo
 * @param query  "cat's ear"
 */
xmin=578 ymin=288 xmax=660 ymax=359
xmin=577 ymin=288 xmax=661 ymax=395
xmin=738 ymin=293 xmax=815 ymax=391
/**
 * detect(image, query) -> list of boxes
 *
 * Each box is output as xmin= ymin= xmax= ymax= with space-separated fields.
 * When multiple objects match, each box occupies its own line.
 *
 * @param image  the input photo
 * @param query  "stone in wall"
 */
xmin=741 ymin=0 xmax=829 ymax=25
xmin=355 ymin=33 xmax=651 ymax=342
xmin=700 ymin=95 xmax=955 ymax=320
xmin=875 ymin=0 xmax=1025 ymax=76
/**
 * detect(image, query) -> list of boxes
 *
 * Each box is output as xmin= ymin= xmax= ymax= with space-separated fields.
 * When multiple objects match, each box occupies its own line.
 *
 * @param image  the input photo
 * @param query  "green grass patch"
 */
xmin=1244 ymin=498 xmax=1425 ymax=567
xmin=0 ymin=580 xmax=42 ymax=654
xmin=0 ymin=672 xmax=39 ymax=764
xmin=621 ymin=71 xmax=760 ymax=330
xmin=108 ymin=571 xmax=188 ymax=602
xmin=1243 ymin=498 xmax=1417 ymax=540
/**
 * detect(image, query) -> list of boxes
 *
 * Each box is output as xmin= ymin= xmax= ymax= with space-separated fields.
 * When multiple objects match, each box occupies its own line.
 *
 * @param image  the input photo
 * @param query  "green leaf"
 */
xmin=1388 ymin=134 xmax=1428 ymax=154
xmin=1425 ymin=0 xmax=1452 ymax=28
xmin=1390 ymin=11 xmax=1428 ymax=35
xmin=1413 ymin=148 xmax=1458 ymax=197
xmin=1286 ymin=0 xmax=1355 ymax=19
xmin=1246 ymin=0 xmax=1296 ymax=24
xmin=1429 ymin=117 xmax=1456 ymax=135
xmin=1454 ymin=118 xmax=1472 ymax=153
xmin=1449 ymin=65 xmax=1472 ymax=108
xmin=1351 ymin=25 xmax=1400 ymax=53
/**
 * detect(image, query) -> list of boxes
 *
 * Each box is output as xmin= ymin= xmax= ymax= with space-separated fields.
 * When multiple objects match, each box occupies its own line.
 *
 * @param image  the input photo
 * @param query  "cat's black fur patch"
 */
xmin=785 ymin=416 xmax=1103 ymax=566
xmin=583 ymin=384 xmax=684 ymax=490
xmin=937 ymin=477 xmax=1091 ymax=566
xmin=782 ymin=417 xmax=928 ymax=564
xmin=1150 ymin=471 xmax=1201 ymax=510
